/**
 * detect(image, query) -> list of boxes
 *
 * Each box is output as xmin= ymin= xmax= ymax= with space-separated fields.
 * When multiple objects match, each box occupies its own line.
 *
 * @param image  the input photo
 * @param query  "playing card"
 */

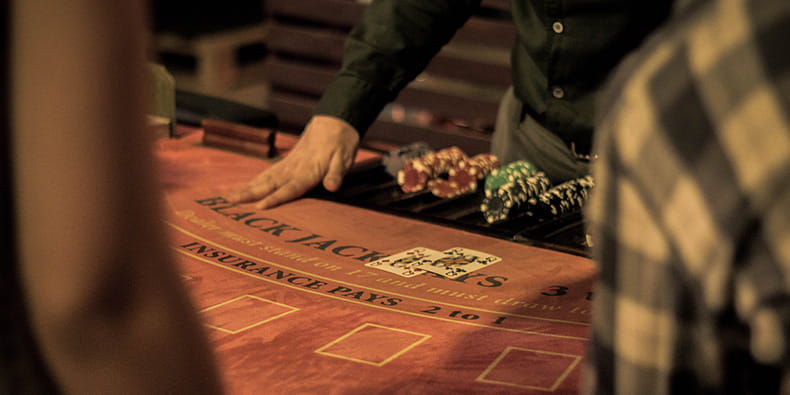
xmin=413 ymin=247 xmax=502 ymax=279
xmin=365 ymin=247 xmax=445 ymax=277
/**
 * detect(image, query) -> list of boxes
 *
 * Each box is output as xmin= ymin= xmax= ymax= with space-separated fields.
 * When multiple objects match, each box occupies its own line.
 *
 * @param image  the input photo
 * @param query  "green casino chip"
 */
xmin=483 ymin=160 xmax=539 ymax=192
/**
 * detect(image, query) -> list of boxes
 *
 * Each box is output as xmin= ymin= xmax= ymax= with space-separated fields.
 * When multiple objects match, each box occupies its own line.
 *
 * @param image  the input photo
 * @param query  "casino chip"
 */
xmin=484 ymin=160 xmax=539 ymax=194
xmin=522 ymin=175 xmax=596 ymax=220
xmin=382 ymin=142 xmax=434 ymax=177
xmin=428 ymin=179 xmax=466 ymax=199
xmin=429 ymin=153 xmax=501 ymax=198
xmin=449 ymin=154 xmax=500 ymax=191
xmin=397 ymin=146 xmax=468 ymax=193
xmin=480 ymin=172 xmax=552 ymax=223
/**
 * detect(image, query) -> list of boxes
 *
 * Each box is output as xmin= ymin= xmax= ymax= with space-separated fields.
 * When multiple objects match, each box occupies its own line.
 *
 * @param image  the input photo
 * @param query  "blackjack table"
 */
xmin=156 ymin=127 xmax=596 ymax=394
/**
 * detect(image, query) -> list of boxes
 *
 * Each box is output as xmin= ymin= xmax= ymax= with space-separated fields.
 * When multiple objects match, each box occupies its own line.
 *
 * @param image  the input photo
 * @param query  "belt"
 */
xmin=569 ymin=141 xmax=597 ymax=162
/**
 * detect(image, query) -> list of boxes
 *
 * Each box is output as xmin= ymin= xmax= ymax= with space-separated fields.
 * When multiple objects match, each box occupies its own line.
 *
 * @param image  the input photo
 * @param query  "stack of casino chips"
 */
xmin=522 ymin=175 xmax=595 ymax=219
xmin=481 ymin=170 xmax=552 ymax=224
xmin=397 ymin=146 xmax=468 ymax=193
xmin=483 ymin=160 xmax=540 ymax=195
xmin=428 ymin=153 xmax=501 ymax=198
xmin=382 ymin=142 xmax=434 ymax=178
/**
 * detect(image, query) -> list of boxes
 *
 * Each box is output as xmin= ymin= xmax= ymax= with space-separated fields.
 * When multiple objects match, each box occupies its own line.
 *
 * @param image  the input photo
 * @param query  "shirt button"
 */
xmin=552 ymin=86 xmax=565 ymax=99
xmin=552 ymin=21 xmax=564 ymax=34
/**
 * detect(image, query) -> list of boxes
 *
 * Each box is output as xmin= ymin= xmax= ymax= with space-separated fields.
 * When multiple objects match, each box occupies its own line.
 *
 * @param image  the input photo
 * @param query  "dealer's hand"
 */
xmin=230 ymin=115 xmax=360 ymax=209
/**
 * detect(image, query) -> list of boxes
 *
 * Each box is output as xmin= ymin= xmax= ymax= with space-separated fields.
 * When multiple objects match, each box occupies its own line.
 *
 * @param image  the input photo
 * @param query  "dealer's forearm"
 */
xmin=314 ymin=0 xmax=480 ymax=135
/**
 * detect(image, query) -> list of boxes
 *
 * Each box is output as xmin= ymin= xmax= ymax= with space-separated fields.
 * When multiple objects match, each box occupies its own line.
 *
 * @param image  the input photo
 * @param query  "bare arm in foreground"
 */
xmin=12 ymin=1 xmax=222 ymax=393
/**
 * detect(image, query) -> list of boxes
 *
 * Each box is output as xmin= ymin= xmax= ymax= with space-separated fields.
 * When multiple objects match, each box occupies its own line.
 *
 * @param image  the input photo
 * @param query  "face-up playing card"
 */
xmin=365 ymin=247 xmax=446 ymax=278
xmin=413 ymin=247 xmax=502 ymax=279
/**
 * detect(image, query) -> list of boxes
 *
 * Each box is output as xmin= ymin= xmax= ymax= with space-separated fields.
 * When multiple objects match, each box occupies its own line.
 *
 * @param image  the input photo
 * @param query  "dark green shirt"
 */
xmin=314 ymin=0 xmax=673 ymax=153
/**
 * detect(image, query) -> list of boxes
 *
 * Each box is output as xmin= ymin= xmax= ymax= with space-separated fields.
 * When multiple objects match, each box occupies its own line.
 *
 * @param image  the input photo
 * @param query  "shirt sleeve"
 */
xmin=735 ymin=183 xmax=790 ymax=371
xmin=313 ymin=0 xmax=480 ymax=135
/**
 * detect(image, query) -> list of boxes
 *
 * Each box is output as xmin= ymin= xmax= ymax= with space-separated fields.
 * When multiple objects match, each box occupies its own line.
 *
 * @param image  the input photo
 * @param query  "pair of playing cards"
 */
xmin=365 ymin=247 xmax=501 ymax=278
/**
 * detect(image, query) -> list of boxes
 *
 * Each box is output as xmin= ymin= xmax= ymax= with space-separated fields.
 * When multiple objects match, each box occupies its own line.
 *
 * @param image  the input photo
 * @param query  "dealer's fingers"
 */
xmin=322 ymin=152 xmax=347 ymax=192
xmin=229 ymin=171 xmax=280 ymax=204
xmin=255 ymin=179 xmax=311 ymax=210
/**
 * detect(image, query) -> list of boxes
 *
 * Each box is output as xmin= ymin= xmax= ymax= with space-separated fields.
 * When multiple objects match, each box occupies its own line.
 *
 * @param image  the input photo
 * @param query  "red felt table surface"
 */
xmin=156 ymin=129 xmax=596 ymax=394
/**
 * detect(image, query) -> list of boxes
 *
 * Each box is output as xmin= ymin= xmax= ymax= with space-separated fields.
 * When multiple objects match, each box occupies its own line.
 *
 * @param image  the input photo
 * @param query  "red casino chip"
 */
xmin=397 ymin=146 xmax=468 ymax=193
xmin=428 ymin=179 xmax=473 ymax=198
xmin=424 ymin=146 xmax=468 ymax=177
xmin=397 ymin=161 xmax=431 ymax=193
xmin=448 ymin=154 xmax=500 ymax=193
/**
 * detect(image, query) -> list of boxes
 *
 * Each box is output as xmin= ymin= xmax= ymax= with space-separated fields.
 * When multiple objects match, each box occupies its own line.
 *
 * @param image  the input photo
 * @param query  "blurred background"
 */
xmin=149 ymin=0 xmax=514 ymax=154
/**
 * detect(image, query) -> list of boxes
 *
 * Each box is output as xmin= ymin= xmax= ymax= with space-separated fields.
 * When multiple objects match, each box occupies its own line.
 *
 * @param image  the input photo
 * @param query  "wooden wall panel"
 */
xmin=265 ymin=0 xmax=514 ymax=152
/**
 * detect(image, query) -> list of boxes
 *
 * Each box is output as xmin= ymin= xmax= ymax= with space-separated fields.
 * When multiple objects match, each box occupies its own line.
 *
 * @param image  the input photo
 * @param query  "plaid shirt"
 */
xmin=584 ymin=0 xmax=790 ymax=393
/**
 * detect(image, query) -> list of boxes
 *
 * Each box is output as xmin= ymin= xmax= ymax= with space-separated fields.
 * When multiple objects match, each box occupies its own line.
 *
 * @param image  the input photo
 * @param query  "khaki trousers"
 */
xmin=490 ymin=87 xmax=589 ymax=184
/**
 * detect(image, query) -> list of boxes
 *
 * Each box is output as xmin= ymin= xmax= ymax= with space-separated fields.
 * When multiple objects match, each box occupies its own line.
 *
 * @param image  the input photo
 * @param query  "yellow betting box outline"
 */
xmin=200 ymin=294 xmax=299 ymax=334
xmin=475 ymin=346 xmax=582 ymax=391
xmin=314 ymin=323 xmax=431 ymax=367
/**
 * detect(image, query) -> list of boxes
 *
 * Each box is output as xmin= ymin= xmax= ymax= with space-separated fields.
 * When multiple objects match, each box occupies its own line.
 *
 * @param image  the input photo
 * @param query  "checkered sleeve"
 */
xmin=584 ymin=0 xmax=790 ymax=393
